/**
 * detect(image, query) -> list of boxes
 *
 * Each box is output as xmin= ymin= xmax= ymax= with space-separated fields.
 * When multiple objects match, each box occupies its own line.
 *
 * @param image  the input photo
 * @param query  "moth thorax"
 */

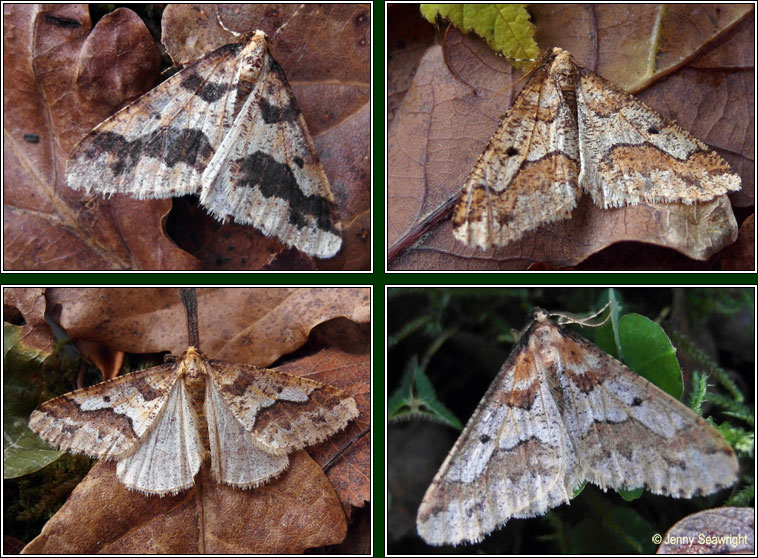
xmin=553 ymin=61 xmax=578 ymax=118
xmin=239 ymin=39 xmax=266 ymax=84
xmin=529 ymin=326 xmax=560 ymax=364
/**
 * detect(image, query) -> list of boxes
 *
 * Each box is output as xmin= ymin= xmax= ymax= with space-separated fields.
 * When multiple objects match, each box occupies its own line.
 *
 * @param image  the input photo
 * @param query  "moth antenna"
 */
xmin=553 ymin=300 xmax=613 ymax=327
xmin=214 ymin=7 xmax=244 ymax=39
xmin=271 ymin=4 xmax=305 ymax=40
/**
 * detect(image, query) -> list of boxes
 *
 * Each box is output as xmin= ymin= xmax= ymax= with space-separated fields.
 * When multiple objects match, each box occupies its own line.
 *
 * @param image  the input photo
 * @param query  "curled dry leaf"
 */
xmin=656 ymin=507 xmax=754 ymax=554
xmin=2 ymin=288 xmax=52 ymax=355
xmin=21 ymin=452 xmax=347 ymax=554
xmin=721 ymin=214 xmax=755 ymax=271
xmin=41 ymin=287 xmax=370 ymax=365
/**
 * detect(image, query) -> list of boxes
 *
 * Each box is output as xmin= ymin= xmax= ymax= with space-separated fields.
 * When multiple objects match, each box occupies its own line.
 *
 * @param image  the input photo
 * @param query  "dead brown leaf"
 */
xmin=22 ymin=451 xmax=347 ymax=554
xmin=387 ymin=5 xmax=753 ymax=270
xmin=32 ymin=287 xmax=368 ymax=363
xmin=3 ymin=288 xmax=51 ymax=355
xmin=722 ymin=213 xmax=754 ymax=270
xmin=387 ymin=4 xmax=437 ymax=123
xmin=277 ymin=348 xmax=371 ymax=516
xmin=2 ymin=5 xmax=196 ymax=270
xmin=656 ymin=507 xmax=754 ymax=554
xmin=3 ymin=4 xmax=370 ymax=270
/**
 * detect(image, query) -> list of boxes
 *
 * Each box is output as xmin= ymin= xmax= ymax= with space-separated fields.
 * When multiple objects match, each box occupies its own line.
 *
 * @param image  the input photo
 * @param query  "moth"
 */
xmin=452 ymin=47 xmax=742 ymax=249
xmin=417 ymin=308 xmax=738 ymax=546
xmin=29 ymin=346 xmax=358 ymax=495
xmin=66 ymin=30 xmax=342 ymax=259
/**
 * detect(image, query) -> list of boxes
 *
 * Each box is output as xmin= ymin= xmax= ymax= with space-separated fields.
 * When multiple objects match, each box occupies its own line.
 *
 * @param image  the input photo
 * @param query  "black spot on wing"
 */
xmin=219 ymin=42 xmax=245 ymax=57
xmin=180 ymin=72 xmax=231 ymax=103
xmin=258 ymin=58 xmax=301 ymax=124
xmin=143 ymin=127 xmax=215 ymax=169
xmin=81 ymin=127 xmax=214 ymax=176
xmin=235 ymin=151 xmax=338 ymax=234
xmin=259 ymin=96 xmax=300 ymax=124
xmin=83 ymin=132 xmax=145 ymax=177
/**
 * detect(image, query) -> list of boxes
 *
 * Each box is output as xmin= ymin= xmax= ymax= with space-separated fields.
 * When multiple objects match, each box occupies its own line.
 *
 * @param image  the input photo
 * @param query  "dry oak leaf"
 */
xmin=40 ymin=287 xmax=370 ymax=367
xmin=2 ymin=4 xmax=195 ymax=271
xmin=21 ymin=452 xmax=347 ymax=554
xmin=387 ymin=6 xmax=752 ymax=270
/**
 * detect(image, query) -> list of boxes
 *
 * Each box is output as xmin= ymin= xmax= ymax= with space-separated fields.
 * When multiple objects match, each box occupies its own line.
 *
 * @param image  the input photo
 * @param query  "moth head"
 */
xmin=548 ymin=48 xmax=576 ymax=82
xmin=179 ymin=346 xmax=207 ymax=378
xmin=532 ymin=308 xmax=551 ymax=323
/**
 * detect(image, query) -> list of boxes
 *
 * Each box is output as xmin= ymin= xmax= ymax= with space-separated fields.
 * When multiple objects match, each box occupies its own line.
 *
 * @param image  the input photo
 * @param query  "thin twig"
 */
xmin=323 ymin=427 xmax=369 ymax=472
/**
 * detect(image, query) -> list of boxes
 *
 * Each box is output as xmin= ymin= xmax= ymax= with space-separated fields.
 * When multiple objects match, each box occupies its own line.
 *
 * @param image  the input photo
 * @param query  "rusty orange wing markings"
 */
xmin=417 ymin=309 xmax=738 ymax=546
xmin=452 ymin=48 xmax=741 ymax=250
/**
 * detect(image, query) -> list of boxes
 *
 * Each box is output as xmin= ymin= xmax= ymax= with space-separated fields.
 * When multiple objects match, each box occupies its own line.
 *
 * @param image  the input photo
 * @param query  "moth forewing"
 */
xmin=28 ymin=346 xmax=358 ymax=496
xmin=27 ymin=363 xmax=179 ymax=460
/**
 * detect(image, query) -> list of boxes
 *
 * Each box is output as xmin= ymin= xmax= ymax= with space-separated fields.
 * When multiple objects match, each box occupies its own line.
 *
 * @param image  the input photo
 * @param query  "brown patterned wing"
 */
xmin=452 ymin=49 xmax=581 ymax=249
xmin=206 ymin=359 xmax=359 ymax=455
xmin=28 ymin=363 xmax=179 ymax=459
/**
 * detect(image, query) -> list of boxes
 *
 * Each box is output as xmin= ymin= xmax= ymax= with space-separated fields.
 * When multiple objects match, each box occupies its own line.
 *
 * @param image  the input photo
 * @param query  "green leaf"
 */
xmin=420 ymin=4 xmax=539 ymax=68
xmin=617 ymin=487 xmax=644 ymax=501
xmin=388 ymin=357 xmax=463 ymax=429
xmin=570 ymin=505 xmax=655 ymax=553
xmin=617 ymin=314 xmax=682 ymax=399
xmin=3 ymin=324 xmax=63 ymax=480
xmin=595 ymin=310 xmax=682 ymax=398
